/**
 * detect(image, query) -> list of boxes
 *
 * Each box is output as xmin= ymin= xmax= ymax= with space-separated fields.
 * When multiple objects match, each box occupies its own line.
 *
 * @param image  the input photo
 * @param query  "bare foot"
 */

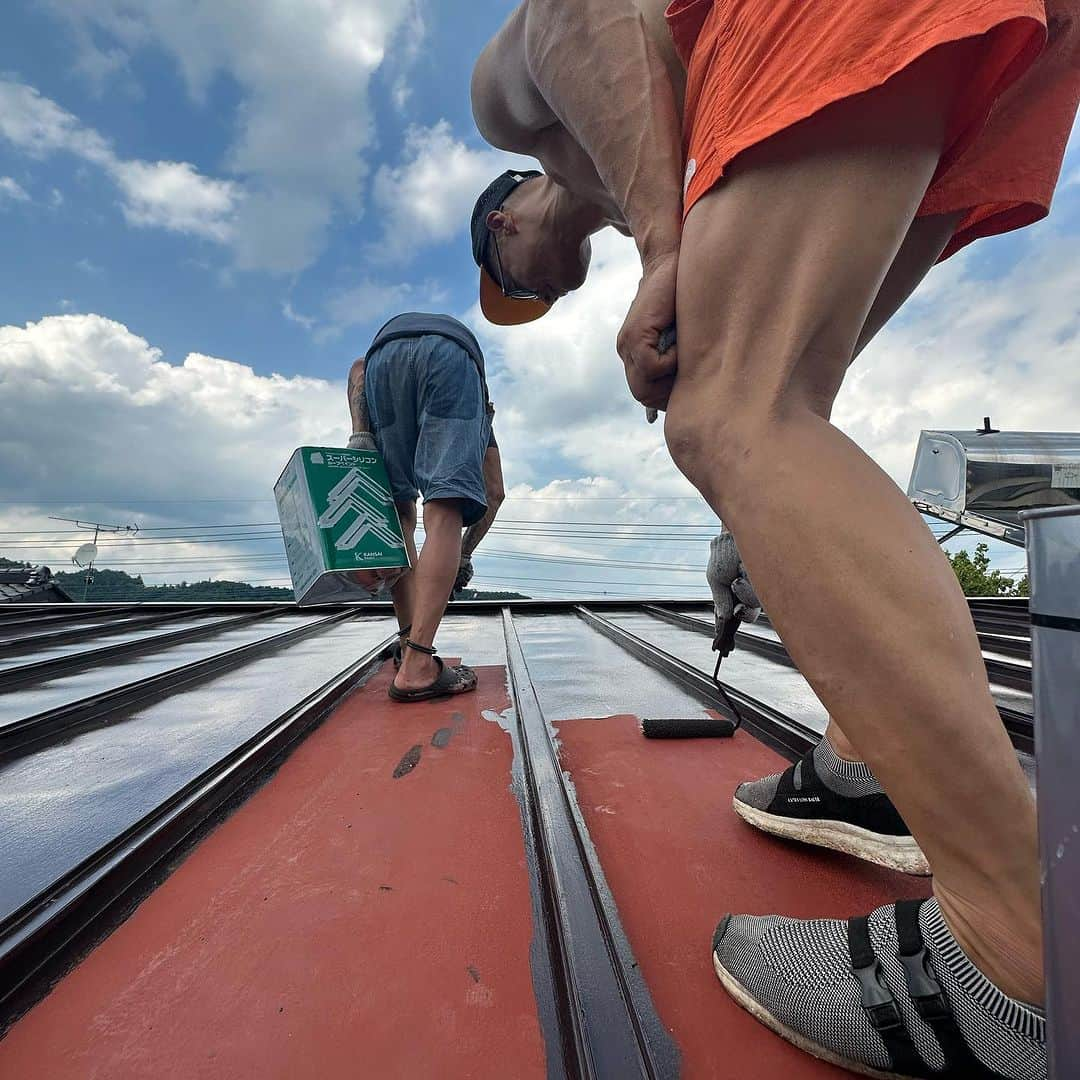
xmin=393 ymin=651 xmax=441 ymax=693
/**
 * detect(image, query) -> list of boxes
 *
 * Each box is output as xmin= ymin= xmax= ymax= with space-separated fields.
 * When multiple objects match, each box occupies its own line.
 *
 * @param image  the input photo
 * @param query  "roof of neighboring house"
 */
xmin=0 ymin=597 xmax=1035 ymax=1076
xmin=0 ymin=566 xmax=74 ymax=604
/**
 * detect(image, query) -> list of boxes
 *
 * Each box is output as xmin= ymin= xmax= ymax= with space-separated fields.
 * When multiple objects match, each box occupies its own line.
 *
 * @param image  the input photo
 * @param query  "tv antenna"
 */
xmin=49 ymin=517 xmax=139 ymax=601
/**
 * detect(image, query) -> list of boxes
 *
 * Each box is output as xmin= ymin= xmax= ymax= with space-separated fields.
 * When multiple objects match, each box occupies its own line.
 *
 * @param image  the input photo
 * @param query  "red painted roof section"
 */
xmin=554 ymin=714 xmax=929 ymax=1079
xmin=0 ymin=663 xmax=547 ymax=1079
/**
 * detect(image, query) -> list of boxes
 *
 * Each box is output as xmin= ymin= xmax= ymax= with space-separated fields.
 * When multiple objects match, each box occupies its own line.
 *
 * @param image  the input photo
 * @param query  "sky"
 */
xmin=1 ymin=0 xmax=1077 ymax=598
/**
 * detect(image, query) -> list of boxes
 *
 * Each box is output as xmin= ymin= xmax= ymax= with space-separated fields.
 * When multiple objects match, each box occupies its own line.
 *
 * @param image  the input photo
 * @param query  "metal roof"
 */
xmin=0 ymin=567 xmax=73 ymax=605
xmin=0 ymin=597 xmax=1037 ymax=1075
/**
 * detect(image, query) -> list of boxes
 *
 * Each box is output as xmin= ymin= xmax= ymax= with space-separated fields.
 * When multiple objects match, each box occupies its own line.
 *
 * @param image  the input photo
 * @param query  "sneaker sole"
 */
xmin=714 ymin=953 xmax=907 ymax=1080
xmin=732 ymin=797 xmax=931 ymax=876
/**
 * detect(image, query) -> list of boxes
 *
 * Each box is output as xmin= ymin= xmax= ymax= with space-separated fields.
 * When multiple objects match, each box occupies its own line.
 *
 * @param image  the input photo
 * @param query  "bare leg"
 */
xmin=390 ymin=499 xmax=419 ymax=649
xmin=666 ymin=42 xmax=1041 ymax=1004
xmin=816 ymin=209 xmax=965 ymax=763
xmin=394 ymin=498 xmax=465 ymax=690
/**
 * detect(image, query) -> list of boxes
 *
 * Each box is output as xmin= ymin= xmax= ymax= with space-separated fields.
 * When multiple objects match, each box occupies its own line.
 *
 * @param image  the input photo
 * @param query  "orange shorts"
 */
xmin=667 ymin=0 xmax=1080 ymax=260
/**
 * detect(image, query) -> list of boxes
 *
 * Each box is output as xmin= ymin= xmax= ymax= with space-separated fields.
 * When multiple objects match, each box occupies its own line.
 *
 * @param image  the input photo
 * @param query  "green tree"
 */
xmin=946 ymin=543 xmax=1028 ymax=597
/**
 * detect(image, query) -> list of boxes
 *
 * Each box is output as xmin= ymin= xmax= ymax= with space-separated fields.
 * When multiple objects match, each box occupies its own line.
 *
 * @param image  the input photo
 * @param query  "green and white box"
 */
xmin=275 ymin=446 xmax=410 ymax=605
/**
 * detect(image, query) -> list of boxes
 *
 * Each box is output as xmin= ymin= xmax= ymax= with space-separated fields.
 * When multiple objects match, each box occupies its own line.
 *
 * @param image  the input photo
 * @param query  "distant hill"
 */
xmin=52 ymin=567 xmax=297 ymax=602
xmin=1 ymin=558 xmax=529 ymax=603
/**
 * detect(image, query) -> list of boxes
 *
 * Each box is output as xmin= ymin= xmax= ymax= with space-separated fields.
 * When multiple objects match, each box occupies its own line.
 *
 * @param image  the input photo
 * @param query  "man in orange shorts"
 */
xmin=470 ymin=1 xmax=1078 ymax=1075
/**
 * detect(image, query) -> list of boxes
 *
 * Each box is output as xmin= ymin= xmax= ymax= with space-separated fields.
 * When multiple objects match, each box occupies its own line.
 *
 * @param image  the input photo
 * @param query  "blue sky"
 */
xmin=0 ymin=1 xmax=520 ymax=377
xmin=1 ymin=1 xmax=1077 ymax=595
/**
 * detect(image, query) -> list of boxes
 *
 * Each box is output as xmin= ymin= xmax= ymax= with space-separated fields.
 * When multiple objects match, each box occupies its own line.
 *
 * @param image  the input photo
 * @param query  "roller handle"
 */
xmin=645 ymin=323 xmax=677 ymax=424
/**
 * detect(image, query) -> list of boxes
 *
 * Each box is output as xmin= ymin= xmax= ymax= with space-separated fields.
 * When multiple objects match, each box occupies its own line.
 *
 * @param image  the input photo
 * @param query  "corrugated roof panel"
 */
xmin=0 ymin=599 xmax=1041 ymax=1076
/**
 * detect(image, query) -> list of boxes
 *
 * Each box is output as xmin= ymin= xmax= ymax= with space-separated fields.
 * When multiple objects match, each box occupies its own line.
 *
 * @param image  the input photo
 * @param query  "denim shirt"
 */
xmin=367 ymin=313 xmax=490 ymax=407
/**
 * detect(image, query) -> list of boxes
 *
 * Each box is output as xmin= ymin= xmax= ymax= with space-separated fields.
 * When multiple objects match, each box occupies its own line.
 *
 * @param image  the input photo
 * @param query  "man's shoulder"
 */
xmin=374 ymin=312 xmax=476 ymax=343
xmin=370 ymin=313 xmax=485 ymax=367
xmin=374 ymin=312 xmax=456 ymax=336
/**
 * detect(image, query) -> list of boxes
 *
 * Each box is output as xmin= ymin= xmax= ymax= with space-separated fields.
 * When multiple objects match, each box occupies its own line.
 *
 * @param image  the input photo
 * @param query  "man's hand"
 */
xmin=453 ymin=556 xmax=475 ymax=593
xmin=617 ymin=251 xmax=678 ymax=411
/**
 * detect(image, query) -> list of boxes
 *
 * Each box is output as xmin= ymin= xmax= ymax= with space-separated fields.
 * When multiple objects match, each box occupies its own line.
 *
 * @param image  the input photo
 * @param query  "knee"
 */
xmin=488 ymin=479 xmax=506 ymax=511
xmin=664 ymin=394 xmax=767 ymax=502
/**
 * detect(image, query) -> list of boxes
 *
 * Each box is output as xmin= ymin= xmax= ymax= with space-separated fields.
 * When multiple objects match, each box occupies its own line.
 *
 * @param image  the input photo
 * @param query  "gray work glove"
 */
xmin=453 ymin=556 xmax=474 ymax=593
xmin=706 ymin=529 xmax=761 ymax=665
xmin=347 ymin=431 xmax=377 ymax=451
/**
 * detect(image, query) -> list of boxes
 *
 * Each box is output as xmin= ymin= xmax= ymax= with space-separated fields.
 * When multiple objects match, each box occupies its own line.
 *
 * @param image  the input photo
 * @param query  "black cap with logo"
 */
xmin=470 ymin=169 xmax=551 ymax=325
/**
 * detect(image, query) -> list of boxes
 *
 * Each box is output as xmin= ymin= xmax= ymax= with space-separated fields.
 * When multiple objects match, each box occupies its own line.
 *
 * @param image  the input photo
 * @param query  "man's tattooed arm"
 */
xmin=346 ymin=356 xmax=377 ymax=450
xmin=347 ymin=356 xmax=370 ymax=432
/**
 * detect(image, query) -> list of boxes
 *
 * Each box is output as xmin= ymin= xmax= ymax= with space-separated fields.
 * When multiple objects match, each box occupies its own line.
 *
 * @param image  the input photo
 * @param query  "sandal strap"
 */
xmin=848 ymin=915 xmax=927 ymax=1077
xmin=405 ymin=638 xmax=437 ymax=656
xmin=893 ymin=901 xmax=1008 ymax=1078
xmin=848 ymin=904 xmax=1011 ymax=1079
xmin=398 ymin=623 xmax=412 ymax=638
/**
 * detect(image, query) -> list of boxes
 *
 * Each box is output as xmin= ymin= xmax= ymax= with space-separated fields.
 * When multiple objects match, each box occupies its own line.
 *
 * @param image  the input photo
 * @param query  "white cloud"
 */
xmin=834 ymin=224 xmax=1080 ymax=482
xmin=0 ymin=79 xmax=111 ymax=164
xmin=0 ymin=78 xmax=239 ymax=244
xmin=110 ymin=159 xmax=239 ymax=242
xmin=371 ymin=121 xmax=534 ymax=261
xmin=76 ymin=258 xmax=103 ymax=275
xmin=0 ymin=311 xmax=713 ymax=593
xmin=281 ymin=301 xmax=317 ymax=331
xmin=0 ymin=313 xmax=351 ymax=582
xmin=470 ymin=230 xmax=670 ymax=484
xmin=391 ymin=75 xmax=413 ymax=112
xmin=0 ymin=176 xmax=30 ymax=203
xmin=5 ymin=259 xmax=1071 ymax=593
xmin=44 ymin=0 xmax=426 ymax=273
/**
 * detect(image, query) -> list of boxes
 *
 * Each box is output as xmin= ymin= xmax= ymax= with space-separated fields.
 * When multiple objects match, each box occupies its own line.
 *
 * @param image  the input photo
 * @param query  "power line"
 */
xmin=0 ymin=516 xmax=962 ymax=534
xmin=3 ymin=524 xmax=721 ymax=546
xmin=0 ymin=494 xmax=710 ymax=505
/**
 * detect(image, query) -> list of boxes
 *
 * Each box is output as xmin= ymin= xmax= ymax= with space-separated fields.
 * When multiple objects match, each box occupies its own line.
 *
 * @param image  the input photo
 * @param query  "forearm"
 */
xmin=347 ymin=356 xmax=370 ymax=434
xmin=526 ymin=0 xmax=683 ymax=263
xmin=462 ymin=501 xmax=500 ymax=559
xmin=462 ymin=446 xmax=505 ymax=558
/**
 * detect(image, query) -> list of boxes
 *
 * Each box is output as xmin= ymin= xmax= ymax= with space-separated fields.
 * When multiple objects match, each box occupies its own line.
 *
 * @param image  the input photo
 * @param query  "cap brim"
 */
xmin=479 ymin=267 xmax=551 ymax=326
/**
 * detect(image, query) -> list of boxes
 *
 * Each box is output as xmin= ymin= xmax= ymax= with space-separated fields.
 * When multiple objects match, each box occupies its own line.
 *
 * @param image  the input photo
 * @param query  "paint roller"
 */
xmin=641 ymin=716 xmax=736 ymax=738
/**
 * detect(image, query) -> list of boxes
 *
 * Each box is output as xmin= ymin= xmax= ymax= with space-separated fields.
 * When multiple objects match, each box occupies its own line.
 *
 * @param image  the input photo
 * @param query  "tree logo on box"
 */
xmin=317 ymin=468 xmax=405 ymax=552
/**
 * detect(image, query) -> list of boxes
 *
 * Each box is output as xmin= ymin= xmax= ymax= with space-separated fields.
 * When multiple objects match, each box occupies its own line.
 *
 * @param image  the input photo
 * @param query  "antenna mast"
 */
xmin=49 ymin=517 xmax=140 ymax=601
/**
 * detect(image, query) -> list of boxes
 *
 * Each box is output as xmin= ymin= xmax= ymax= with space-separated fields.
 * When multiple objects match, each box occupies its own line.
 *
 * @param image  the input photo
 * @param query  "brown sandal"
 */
xmin=388 ymin=640 xmax=477 ymax=702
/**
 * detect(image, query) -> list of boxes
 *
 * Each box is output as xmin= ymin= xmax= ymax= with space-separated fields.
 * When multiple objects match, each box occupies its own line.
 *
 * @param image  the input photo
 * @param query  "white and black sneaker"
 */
xmin=713 ymin=898 xmax=1046 ymax=1079
xmin=733 ymin=738 xmax=930 ymax=875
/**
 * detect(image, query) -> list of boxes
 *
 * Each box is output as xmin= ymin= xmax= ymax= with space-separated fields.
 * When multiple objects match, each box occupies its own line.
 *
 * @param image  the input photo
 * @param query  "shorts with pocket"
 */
xmin=668 ymin=0 xmax=1080 ymax=260
xmin=365 ymin=333 xmax=492 ymax=527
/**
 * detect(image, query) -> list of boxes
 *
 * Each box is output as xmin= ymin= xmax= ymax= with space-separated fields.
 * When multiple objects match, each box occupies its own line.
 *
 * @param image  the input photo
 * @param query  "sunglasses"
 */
xmin=489 ymin=222 xmax=541 ymax=302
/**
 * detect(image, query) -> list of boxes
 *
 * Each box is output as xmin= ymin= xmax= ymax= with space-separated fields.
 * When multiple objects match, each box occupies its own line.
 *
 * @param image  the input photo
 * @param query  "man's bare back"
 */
xmin=471 ymin=0 xmax=685 ymax=232
xmin=470 ymin=0 xmax=687 ymax=406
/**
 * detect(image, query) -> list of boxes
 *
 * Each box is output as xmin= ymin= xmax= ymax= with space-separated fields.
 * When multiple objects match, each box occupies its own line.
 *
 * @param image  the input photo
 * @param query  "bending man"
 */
xmin=469 ymin=1 xmax=1078 ymax=1075
xmin=348 ymin=312 xmax=505 ymax=702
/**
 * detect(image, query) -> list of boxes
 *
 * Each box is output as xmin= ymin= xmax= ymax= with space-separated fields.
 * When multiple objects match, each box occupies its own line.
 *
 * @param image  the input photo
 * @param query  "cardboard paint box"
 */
xmin=275 ymin=446 xmax=410 ymax=605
